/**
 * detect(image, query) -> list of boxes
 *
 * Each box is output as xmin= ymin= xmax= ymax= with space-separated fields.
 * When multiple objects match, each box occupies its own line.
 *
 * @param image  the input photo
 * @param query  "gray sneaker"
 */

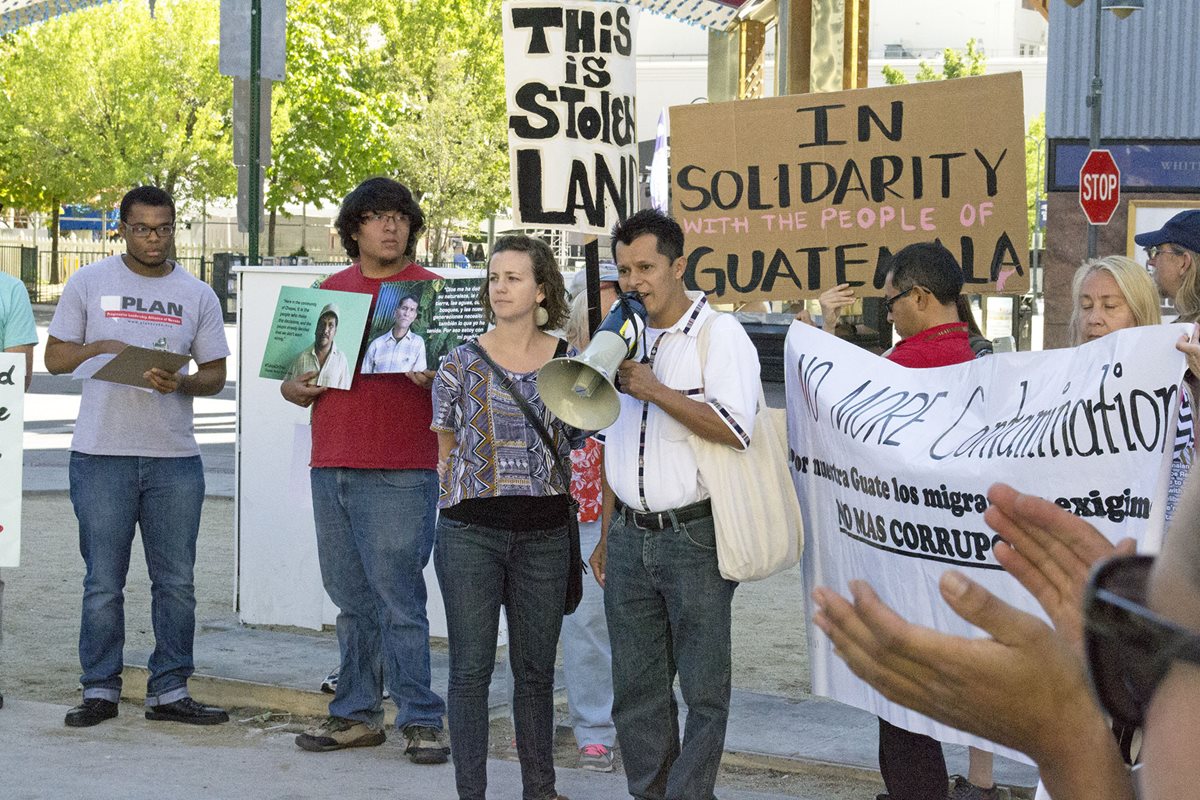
xmin=403 ymin=724 xmax=450 ymax=764
xmin=578 ymin=743 xmax=614 ymax=772
xmin=296 ymin=716 xmax=385 ymax=752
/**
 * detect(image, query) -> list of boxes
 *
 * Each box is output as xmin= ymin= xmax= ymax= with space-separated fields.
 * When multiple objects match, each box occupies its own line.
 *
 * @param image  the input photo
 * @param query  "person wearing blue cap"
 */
xmin=1135 ymin=209 xmax=1200 ymax=325
xmin=1135 ymin=210 xmax=1200 ymax=531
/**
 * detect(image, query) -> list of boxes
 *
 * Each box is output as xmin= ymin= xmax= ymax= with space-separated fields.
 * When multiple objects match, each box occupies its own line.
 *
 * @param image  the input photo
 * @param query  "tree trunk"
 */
xmin=268 ymin=207 xmax=277 ymax=256
xmin=49 ymin=203 xmax=61 ymax=285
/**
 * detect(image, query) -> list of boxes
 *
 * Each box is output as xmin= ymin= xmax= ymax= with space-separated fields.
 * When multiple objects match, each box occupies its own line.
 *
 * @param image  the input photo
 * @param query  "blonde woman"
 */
xmin=1068 ymin=256 xmax=1162 ymax=346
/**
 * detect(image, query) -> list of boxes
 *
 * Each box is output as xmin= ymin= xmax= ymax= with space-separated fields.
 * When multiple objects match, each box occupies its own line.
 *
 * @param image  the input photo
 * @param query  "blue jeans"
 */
xmin=310 ymin=468 xmax=444 ymax=730
xmin=70 ymin=452 xmax=205 ymax=705
xmin=604 ymin=509 xmax=737 ymax=800
xmin=435 ymin=516 xmax=569 ymax=800
xmin=503 ymin=519 xmax=616 ymax=749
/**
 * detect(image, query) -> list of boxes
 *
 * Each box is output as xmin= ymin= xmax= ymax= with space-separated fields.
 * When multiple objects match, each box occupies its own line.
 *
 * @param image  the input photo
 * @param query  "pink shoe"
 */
xmin=578 ymin=743 xmax=614 ymax=772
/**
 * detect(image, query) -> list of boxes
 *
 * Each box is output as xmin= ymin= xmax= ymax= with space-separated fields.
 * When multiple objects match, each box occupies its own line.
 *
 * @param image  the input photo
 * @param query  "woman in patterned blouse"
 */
xmin=431 ymin=234 xmax=582 ymax=800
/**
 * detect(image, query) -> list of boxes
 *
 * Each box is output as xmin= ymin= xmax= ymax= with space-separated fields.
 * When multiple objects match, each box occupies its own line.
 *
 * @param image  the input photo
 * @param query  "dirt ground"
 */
xmin=1 ymin=494 xmax=810 ymax=708
xmin=1 ymin=494 xmax=238 ymax=707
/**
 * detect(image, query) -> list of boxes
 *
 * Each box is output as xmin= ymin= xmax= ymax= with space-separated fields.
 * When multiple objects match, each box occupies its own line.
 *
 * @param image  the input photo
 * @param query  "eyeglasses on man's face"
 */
xmin=884 ymin=286 xmax=916 ymax=314
xmin=1083 ymin=554 xmax=1200 ymax=728
xmin=360 ymin=212 xmax=408 ymax=227
xmin=124 ymin=223 xmax=176 ymax=239
xmin=1144 ymin=245 xmax=1185 ymax=260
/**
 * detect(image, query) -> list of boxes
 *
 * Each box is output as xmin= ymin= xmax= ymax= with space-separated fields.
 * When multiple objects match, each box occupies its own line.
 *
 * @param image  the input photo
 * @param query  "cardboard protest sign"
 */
xmin=503 ymin=0 xmax=639 ymax=235
xmin=0 ymin=354 xmax=25 ymax=567
xmin=364 ymin=277 xmax=487 ymax=373
xmin=784 ymin=322 xmax=1189 ymax=761
xmin=259 ymin=287 xmax=371 ymax=390
xmin=672 ymin=72 xmax=1030 ymax=302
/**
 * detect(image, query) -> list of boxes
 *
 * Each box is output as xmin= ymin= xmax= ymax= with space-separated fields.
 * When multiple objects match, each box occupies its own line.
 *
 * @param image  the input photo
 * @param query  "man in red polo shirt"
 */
xmin=280 ymin=177 xmax=448 ymax=763
xmin=819 ymin=241 xmax=993 ymax=800
xmin=881 ymin=242 xmax=976 ymax=369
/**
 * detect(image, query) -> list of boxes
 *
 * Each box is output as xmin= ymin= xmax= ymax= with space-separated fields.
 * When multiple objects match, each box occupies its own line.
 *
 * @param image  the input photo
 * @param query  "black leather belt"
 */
xmin=615 ymin=498 xmax=712 ymax=531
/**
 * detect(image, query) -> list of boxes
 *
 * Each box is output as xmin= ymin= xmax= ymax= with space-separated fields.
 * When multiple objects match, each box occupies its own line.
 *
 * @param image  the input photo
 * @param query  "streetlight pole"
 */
xmin=1081 ymin=0 xmax=1144 ymax=260
xmin=1086 ymin=1 xmax=1103 ymax=259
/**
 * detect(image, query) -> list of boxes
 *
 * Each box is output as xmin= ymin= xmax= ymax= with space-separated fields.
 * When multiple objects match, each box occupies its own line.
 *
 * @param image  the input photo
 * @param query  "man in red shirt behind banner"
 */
xmin=280 ymin=177 xmax=449 ymax=763
xmin=880 ymin=242 xmax=976 ymax=369
xmin=820 ymin=241 xmax=995 ymax=800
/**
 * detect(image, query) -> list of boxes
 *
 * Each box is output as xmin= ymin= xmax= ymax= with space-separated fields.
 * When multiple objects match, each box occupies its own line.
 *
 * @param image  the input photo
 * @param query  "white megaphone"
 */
xmin=538 ymin=293 xmax=648 ymax=430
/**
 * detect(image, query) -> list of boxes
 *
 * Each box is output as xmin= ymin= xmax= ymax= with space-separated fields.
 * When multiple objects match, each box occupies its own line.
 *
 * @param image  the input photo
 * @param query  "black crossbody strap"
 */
xmin=469 ymin=342 xmax=573 ymax=491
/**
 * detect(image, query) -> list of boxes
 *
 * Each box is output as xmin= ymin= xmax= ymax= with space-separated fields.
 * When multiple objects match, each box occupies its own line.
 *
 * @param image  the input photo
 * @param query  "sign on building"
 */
xmin=1079 ymin=148 xmax=1121 ymax=226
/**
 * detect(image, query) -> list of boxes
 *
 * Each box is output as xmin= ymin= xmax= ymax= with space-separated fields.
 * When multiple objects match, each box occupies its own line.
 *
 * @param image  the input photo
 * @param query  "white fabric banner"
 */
xmin=503 ymin=0 xmax=639 ymax=235
xmin=785 ymin=322 xmax=1190 ymax=762
xmin=0 ymin=353 xmax=25 ymax=567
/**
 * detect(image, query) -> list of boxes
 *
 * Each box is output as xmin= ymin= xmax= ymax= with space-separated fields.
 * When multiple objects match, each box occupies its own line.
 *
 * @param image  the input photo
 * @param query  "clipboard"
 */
xmin=91 ymin=346 xmax=191 ymax=389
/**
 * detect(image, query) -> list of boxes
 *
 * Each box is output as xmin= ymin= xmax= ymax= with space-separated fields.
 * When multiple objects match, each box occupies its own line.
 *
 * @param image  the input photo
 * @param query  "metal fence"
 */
xmin=1 ymin=238 xmax=485 ymax=306
xmin=1 ymin=241 xmax=275 ymax=303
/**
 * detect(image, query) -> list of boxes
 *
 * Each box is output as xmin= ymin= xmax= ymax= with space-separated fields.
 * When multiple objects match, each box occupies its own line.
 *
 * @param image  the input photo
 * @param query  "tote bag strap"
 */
xmin=694 ymin=313 xmax=766 ymax=416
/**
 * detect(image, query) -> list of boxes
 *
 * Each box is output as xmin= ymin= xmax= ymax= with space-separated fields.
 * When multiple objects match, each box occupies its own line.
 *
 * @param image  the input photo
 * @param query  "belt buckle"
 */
xmin=628 ymin=506 xmax=664 ymax=531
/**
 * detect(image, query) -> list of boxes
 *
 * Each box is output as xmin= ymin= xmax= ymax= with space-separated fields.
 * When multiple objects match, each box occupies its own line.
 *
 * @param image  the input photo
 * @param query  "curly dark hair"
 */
xmin=478 ymin=235 xmax=569 ymax=330
xmin=334 ymin=177 xmax=425 ymax=260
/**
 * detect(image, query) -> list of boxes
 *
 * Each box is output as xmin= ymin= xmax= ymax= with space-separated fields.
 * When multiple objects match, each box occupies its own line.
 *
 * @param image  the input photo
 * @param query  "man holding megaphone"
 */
xmin=590 ymin=209 xmax=761 ymax=800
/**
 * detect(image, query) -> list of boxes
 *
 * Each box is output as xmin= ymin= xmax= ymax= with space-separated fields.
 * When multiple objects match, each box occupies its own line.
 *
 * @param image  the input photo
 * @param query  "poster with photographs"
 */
xmin=364 ymin=278 xmax=487 ymax=373
xmin=259 ymin=287 xmax=372 ymax=390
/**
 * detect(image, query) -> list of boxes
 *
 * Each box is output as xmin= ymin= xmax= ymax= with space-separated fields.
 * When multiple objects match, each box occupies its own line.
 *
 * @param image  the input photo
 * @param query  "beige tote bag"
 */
xmin=690 ymin=315 xmax=804 ymax=581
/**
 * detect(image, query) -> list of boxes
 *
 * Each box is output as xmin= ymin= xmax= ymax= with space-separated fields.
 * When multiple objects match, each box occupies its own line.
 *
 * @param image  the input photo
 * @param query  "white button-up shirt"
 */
xmin=361 ymin=329 xmax=427 ymax=374
xmin=601 ymin=293 xmax=760 ymax=512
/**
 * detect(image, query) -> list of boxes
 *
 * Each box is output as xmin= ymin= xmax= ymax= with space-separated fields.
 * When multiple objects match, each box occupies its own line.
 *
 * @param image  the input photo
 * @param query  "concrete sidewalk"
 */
xmin=1 ymin=697 xmax=810 ymax=800
xmin=118 ymin=619 xmax=1038 ymax=788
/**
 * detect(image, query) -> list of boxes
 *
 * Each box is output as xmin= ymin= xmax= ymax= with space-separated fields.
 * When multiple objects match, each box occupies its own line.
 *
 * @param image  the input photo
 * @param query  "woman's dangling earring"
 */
xmin=534 ymin=305 xmax=550 ymax=327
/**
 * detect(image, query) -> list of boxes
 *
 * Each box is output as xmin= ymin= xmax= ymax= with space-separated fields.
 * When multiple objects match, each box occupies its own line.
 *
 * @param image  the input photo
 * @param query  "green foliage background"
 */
xmin=0 ymin=0 xmax=511 ymax=255
xmin=0 ymin=0 xmax=234 ymax=214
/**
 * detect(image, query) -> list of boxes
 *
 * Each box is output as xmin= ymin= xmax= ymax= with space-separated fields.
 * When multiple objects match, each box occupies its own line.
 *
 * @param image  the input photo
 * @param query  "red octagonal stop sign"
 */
xmin=1079 ymin=149 xmax=1121 ymax=225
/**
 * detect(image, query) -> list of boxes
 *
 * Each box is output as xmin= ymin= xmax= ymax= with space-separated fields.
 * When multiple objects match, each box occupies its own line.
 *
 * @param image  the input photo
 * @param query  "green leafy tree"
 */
xmin=882 ymin=38 xmax=987 ymax=84
xmin=267 ymin=0 xmax=508 ymax=259
xmin=0 ymin=0 xmax=234 ymax=279
xmin=941 ymin=39 xmax=987 ymax=79
xmin=265 ymin=0 xmax=397 ymax=219
xmin=1026 ymin=113 xmax=1047 ymax=236
xmin=880 ymin=64 xmax=907 ymax=86
xmin=0 ymin=13 xmax=114 ymax=280
xmin=389 ymin=50 xmax=508 ymax=260
xmin=380 ymin=0 xmax=508 ymax=259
